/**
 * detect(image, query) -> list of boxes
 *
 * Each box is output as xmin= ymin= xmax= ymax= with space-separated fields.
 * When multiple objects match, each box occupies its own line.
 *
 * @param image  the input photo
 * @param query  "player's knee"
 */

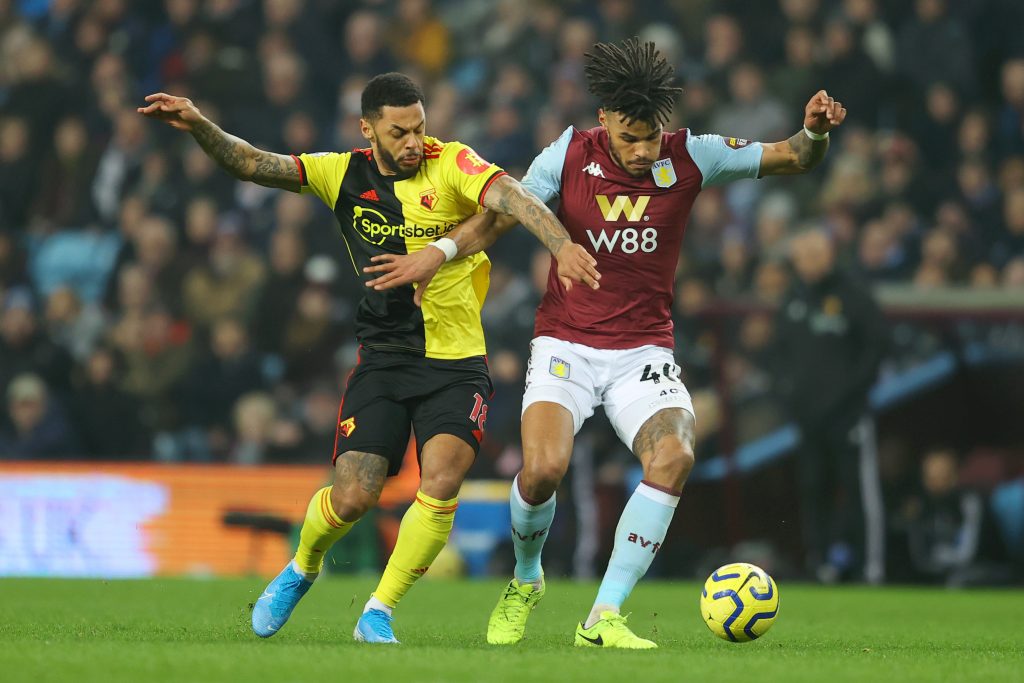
xmin=329 ymin=483 xmax=377 ymax=522
xmin=419 ymin=469 xmax=464 ymax=501
xmin=520 ymin=454 xmax=569 ymax=500
xmin=645 ymin=437 xmax=695 ymax=487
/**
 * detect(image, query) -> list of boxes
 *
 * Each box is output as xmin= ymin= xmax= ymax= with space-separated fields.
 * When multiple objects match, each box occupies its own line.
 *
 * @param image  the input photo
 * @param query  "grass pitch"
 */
xmin=1 ymin=577 xmax=1021 ymax=683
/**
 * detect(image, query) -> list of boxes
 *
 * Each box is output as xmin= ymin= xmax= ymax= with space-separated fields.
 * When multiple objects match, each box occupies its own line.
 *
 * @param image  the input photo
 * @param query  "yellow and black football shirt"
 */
xmin=292 ymin=137 xmax=506 ymax=359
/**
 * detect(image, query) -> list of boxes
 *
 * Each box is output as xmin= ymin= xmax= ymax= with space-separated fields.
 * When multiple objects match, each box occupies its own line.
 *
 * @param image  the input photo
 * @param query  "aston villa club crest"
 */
xmin=652 ymin=158 xmax=676 ymax=188
xmin=420 ymin=188 xmax=437 ymax=210
xmin=549 ymin=357 xmax=570 ymax=379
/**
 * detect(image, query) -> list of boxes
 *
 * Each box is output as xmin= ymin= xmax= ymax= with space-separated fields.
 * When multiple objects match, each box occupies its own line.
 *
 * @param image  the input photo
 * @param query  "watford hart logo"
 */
xmin=338 ymin=417 xmax=356 ymax=437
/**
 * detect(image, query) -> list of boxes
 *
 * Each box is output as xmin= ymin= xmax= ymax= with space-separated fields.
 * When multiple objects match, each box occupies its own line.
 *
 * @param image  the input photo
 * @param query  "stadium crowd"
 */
xmin=1 ymin=0 xmax=1023 ymax=578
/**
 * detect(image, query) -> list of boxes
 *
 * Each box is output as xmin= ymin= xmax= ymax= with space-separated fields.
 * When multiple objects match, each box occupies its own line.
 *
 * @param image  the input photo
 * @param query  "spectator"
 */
xmin=253 ymin=227 xmax=307 ymax=357
xmin=69 ymin=345 xmax=148 ymax=458
xmin=114 ymin=307 xmax=193 ymax=442
xmin=897 ymin=0 xmax=974 ymax=97
xmin=391 ymin=0 xmax=450 ymax=77
xmin=229 ymin=391 xmax=278 ymax=465
xmin=180 ymin=316 xmax=264 ymax=453
xmin=0 ymin=287 xmax=73 ymax=395
xmin=30 ymin=116 xmax=98 ymax=230
xmin=773 ymin=230 xmax=888 ymax=582
xmin=899 ymin=448 xmax=1011 ymax=586
xmin=43 ymin=286 xmax=106 ymax=361
xmin=0 ymin=372 xmax=78 ymax=458
xmin=0 ymin=117 xmax=34 ymax=231
xmin=181 ymin=215 xmax=266 ymax=328
xmin=132 ymin=214 xmax=190 ymax=316
xmin=711 ymin=62 xmax=788 ymax=143
xmin=278 ymin=257 xmax=350 ymax=385
xmin=92 ymin=109 xmax=150 ymax=224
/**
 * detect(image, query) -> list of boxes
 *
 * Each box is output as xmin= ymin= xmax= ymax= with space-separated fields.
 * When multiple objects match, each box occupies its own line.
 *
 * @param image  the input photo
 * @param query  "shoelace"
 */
xmin=366 ymin=611 xmax=396 ymax=639
xmin=599 ymin=613 xmax=648 ymax=642
xmin=497 ymin=584 xmax=532 ymax=623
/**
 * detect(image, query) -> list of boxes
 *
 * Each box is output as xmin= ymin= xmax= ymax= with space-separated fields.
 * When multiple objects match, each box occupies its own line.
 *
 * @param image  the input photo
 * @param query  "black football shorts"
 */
xmin=332 ymin=348 xmax=493 ymax=476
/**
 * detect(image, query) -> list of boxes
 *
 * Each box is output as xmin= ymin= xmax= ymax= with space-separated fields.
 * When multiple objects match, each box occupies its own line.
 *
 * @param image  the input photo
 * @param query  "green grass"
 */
xmin=1 ymin=577 xmax=1021 ymax=683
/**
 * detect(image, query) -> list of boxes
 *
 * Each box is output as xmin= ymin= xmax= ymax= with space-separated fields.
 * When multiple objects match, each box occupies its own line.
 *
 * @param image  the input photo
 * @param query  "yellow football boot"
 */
xmin=574 ymin=611 xmax=657 ymax=649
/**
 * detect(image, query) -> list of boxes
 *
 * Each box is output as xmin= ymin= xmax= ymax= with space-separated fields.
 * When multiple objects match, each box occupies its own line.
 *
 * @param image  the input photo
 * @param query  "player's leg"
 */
xmin=576 ymin=352 xmax=694 ymax=649
xmin=576 ymin=408 xmax=694 ymax=649
xmin=253 ymin=356 xmax=409 ymax=638
xmin=486 ymin=401 xmax=575 ymax=644
xmin=252 ymin=449 xmax=392 ymax=638
xmin=488 ymin=337 xmax=596 ymax=645
xmin=357 ymin=367 xmax=487 ymax=643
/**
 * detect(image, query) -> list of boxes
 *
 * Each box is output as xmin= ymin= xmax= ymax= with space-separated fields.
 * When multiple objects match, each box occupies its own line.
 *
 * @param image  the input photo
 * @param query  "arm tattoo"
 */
xmin=483 ymin=175 xmax=570 ymax=256
xmin=250 ymin=150 xmax=301 ymax=190
xmin=787 ymin=130 xmax=829 ymax=172
xmin=190 ymin=118 xmax=300 ymax=191
xmin=334 ymin=450 xmax=389 ymax=499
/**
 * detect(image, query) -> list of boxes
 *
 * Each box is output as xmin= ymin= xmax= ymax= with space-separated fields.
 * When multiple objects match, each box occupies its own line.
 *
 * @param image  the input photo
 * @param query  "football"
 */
xmin=700 ymin=562 xmax=780 ymax=642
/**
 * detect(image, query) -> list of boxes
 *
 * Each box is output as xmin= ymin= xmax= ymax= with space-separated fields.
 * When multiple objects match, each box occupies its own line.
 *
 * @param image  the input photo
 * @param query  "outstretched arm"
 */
xmin=138 ymin=93 xmax=300 ymax=191
xmin=759 ymin=90 xmax=847 ymax=176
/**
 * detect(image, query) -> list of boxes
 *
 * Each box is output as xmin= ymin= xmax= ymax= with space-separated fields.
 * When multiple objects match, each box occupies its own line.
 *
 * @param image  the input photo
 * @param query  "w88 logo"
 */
xmin=586 ymin=228 xmax=659 ymax=254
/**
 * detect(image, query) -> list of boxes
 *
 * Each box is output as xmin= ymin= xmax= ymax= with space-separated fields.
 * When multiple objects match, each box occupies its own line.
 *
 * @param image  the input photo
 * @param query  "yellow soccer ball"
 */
xmin=700 ymin=562 xmax=780 ymax=642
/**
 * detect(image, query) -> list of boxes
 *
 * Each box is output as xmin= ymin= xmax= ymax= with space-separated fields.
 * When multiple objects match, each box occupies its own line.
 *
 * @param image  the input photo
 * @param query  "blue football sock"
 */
xmin=592 ymin=481 xmax=679 ymax=613
xmin=509 ymin=474 xmax=556 ymax=585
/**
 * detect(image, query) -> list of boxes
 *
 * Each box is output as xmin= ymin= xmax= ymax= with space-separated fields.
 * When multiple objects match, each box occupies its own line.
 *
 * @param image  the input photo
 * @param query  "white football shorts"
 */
xmin=521 ymin=335 xmax=695 ymax=451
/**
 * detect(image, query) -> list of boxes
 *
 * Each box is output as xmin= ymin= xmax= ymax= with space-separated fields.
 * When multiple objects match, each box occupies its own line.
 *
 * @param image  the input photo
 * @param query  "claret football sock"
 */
xmin=294 ymin=486 xmax=356 ymax=577
xmin=587 ymin=481 xmax=679 ymax=628
xmin=371 ymin=491 xmax=457 ymax=608
xmin=510 ymin=474 xmax=556 ymax=586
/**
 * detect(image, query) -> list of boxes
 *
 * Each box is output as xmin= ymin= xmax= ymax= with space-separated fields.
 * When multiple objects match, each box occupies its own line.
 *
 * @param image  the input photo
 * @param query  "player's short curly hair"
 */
xmin=584 ymin=37 xmax=682 ymax=127
xmin=361 ymin=72 xmax=424 ymax=120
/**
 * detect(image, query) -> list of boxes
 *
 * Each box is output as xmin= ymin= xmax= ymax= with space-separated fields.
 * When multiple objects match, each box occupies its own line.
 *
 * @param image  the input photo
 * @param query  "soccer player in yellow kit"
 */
xmin=139 ymin=72 xmax=599 ymax=643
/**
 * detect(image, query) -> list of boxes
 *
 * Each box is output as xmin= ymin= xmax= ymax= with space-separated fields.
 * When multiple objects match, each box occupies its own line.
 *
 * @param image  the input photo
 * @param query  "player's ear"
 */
xmin=598 ymin=108 xmax=607 ymax=128
xmin=359 ymin=117 xmax=373 ymax=142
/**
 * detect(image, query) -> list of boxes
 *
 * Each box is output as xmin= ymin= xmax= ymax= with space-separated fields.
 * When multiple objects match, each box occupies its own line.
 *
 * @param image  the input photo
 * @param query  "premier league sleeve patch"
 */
xmin=724 ymin=137 xmax=751 ymax=149
xmin=549 ymin=357 xmax=571 ymax=379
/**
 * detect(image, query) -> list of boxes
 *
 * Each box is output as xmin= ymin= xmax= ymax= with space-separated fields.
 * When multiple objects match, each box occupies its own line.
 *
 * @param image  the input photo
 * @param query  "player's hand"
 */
xmin=803 ymin=90 xmax=847 ymax=135
xmin=554 ymin=242 xmax=601 ymax=292
xmin=137 ymin=93 xmax=204 ymax=132
xmin=363 ymin=248 xmax=446 ymax=307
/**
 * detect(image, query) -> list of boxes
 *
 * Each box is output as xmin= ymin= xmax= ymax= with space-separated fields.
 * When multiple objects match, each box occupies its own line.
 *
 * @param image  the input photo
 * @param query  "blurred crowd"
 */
xmin=0 ymin=0 xmax=1023 ymax=487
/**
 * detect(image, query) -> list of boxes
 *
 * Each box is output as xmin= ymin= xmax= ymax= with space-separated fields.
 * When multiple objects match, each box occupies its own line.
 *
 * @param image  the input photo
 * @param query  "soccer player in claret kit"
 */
xmin=139 ymin=73 xmax=599 ymax=643
xmin=365 ymin=39 xmax=846 ymax=648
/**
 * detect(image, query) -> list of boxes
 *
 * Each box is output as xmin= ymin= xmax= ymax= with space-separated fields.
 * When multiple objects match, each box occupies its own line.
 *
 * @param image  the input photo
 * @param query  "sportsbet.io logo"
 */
xmin=352 ymin=205 xmax=453 ymax=245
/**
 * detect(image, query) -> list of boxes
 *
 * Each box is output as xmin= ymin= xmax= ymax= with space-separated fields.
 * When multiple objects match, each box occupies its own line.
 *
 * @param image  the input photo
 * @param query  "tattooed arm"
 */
xmin=137 ymin=93 xmax=300 ymax=192
xmin=480 ymin=175 xmax=571 ymax=256
xmin=482 ymin=174 xmax=600 ymax=289
xmin=759 ymin=90 xmax=847 ymax=176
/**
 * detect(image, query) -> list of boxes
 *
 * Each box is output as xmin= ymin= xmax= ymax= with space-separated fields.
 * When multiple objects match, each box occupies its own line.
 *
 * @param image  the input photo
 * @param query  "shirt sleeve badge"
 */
xmin=652 ymin=158 xmax=677 ymax=188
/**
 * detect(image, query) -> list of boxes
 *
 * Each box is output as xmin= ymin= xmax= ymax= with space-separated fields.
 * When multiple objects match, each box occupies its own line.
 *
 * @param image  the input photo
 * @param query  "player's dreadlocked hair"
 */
xmin=584 ymin=38 xmax=682 ymax=127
